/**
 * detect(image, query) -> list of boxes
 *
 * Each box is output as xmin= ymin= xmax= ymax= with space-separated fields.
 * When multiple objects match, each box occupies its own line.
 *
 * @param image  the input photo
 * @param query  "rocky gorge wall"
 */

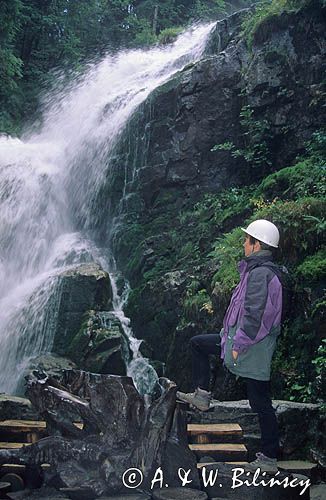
xmin=102 ymin=0 xmax=325 ymax=232
xmin=100 ymin=1 xmax=326 ymax=399
xmin=21 ymin=2 xmax=325 ymax=406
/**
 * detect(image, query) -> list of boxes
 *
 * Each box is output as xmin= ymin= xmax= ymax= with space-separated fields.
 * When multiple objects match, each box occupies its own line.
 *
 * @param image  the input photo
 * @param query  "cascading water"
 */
xmin=0 ymin=23 xmax=216 ymax=395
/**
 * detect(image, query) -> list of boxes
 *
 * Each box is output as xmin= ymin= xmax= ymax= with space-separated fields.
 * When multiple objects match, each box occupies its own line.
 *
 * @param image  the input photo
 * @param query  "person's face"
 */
xmin=243 ymin=234 xmax=260 ymax=256
xmin=243 ymin=234 xmax=251 ymax=256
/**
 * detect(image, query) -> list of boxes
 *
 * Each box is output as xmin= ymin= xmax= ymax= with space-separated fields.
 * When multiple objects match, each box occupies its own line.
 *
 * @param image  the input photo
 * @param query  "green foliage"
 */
xmin=257 ymin=161 xmax=326 ymax=200
xmin=210 ymin=228 xmax=244 ymax=294
xmin=312 ymin=339 xmax=326 ymax=381
xmin=0 ymin=0 xmax=24 ymax=131
xmin=190 ymin=0 xmax=226 ymax=20
xmin=241 ymin=0 xmax=313 ymax=49
xmin=158 ymin=27 xmax=183 ymax=44
xmin=306 ymin=129 xmax=326 ymax=163
xmin=184 ymin=288 xmax=213 ymax=321
xmin=296 ymin=250 xmax=326 ymax=282
xmin=211 ymin=105 xmax=273 ymax=174
xmin=192 ymin=187 xmax=251 ymax=229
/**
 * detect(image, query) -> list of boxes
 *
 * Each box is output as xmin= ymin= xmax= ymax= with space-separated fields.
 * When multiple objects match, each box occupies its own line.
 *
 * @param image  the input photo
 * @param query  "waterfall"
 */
xmin=0 ymin=23 xmax=215 ymax=395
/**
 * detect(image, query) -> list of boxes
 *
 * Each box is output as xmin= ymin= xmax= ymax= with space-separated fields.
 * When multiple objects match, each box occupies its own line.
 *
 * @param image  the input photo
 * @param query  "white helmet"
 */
xmin=241 ymin=219 xmax=279 ymax=248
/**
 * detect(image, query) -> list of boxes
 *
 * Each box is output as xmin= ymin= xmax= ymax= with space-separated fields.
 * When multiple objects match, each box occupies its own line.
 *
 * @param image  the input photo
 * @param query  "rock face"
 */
xmin=106 ymin=2 xmax=325 ymax=231
xmin=101 ymin=2 xmax=326 ymax=390
xmin=52 ymin=263 xmax=113 ymax=357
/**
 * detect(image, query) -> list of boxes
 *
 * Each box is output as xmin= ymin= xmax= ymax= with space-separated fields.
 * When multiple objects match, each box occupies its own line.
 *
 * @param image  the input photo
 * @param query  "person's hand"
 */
xmin=232 ymin=350 xmax=238 ymax=360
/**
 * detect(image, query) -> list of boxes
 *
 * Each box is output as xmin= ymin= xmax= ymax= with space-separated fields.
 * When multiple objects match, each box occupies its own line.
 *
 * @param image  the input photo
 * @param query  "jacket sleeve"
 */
xmin=232 ymin=266 xmax=280 ymax=353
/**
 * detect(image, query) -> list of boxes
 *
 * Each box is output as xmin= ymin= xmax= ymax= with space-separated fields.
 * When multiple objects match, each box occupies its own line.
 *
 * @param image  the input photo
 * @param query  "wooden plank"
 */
xmin=189 ymin=444 xmax=246 ymax=452
xmin=0 ymin=442 xmax=32 ymax=450
xmin=1 ymin=464 xmax=25 ymax=471
xmin=0 ymin=464 xmax=50 ymax=474
xmin=0 ymin=420 xmax=46 ymax=431
xmin=187 ymin=423 xmax=242 ymax=435
xmin=226 ymin=462 xmax=249 ymax=465
xmin=197 ymin=462 xmax=248 ymax=468
xmin=0 ymin=420 xmax=83 ymax=431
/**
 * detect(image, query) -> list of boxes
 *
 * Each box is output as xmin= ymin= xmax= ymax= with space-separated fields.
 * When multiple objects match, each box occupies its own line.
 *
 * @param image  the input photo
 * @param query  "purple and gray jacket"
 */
xmin=220 ymin=250 xmax=283 ymax=381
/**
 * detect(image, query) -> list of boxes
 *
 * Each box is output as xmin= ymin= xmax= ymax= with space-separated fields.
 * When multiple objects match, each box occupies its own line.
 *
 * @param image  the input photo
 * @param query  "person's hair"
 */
xmin=248 ymin=235 xmax=271 ymax=250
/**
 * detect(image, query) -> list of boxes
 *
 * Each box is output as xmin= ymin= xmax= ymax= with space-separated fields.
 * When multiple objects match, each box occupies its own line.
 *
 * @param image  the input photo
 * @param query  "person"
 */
xmin=177 ymin=219 xmax=282 ymax=473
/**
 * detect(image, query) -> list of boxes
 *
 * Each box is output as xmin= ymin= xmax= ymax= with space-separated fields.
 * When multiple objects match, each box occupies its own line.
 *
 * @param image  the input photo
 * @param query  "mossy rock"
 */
xmin=67 ymin=311 xmax=130 ymax=376
xmin=53 ymin=264 xmax=113 ymax=356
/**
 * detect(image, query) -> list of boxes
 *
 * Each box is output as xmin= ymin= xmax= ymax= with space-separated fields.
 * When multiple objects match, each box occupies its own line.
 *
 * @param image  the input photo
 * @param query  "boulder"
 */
xmin=67 ymin=311 xmax=129 ymax=376
xmin=52 ymin=264 xmax=113 ymax=356
xmin=0 ymin=394 xmax=39 ymax=421
xmin=25 ymin=355 xmax=77 ymax=383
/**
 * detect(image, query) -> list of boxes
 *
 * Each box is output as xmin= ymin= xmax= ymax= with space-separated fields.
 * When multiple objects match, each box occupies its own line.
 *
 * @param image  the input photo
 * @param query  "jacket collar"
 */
xmin=238 ymin=250 xmax=274 ymax=274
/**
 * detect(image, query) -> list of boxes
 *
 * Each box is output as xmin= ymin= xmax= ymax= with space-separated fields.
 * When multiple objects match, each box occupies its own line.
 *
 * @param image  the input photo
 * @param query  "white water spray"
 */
xmin=0 ymin=24 xmax=215 ymax=394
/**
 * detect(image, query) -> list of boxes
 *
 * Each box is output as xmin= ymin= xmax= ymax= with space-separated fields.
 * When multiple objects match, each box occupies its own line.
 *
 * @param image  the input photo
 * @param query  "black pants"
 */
xmin=190 ymin=334 xmax=279 ymax=459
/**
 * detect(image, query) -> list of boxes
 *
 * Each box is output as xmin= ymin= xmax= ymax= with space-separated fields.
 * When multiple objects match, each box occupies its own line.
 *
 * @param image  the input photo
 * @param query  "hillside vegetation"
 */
xmin=124 ymin=132 xmax=325 ymax=402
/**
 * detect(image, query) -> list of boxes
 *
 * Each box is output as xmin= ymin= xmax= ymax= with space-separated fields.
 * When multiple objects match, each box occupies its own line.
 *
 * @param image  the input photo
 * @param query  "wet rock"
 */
xmin=52 ymin=264 xmax=113 ymax=356
xmin=125 ymin=270 xmax=188 ymax=365
xmin=25 ymin=355 xmax=77 ymax=383
xmin=67 ymin=311 xmax=129 ymax=376
xmin=0 ymin=394 xmax=39 ymax=421
xmin=205 ymin=7 xmax=253 ymax=55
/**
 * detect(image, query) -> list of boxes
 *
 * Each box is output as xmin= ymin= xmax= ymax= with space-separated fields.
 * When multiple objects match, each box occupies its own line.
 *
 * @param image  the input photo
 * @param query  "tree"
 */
xmin=0 ymin=0 xmax=24 ymax=132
